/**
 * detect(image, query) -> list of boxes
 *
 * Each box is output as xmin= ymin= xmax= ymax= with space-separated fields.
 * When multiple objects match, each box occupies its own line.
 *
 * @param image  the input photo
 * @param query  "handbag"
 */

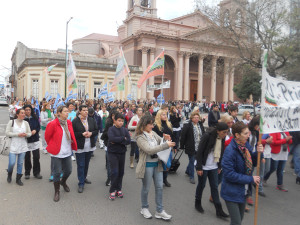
xmin=0 ymin=120 xmax=14 ymax=156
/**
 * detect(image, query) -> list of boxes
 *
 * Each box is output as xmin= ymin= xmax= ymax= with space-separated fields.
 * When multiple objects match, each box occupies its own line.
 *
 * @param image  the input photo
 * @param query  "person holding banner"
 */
xmin=263 ymin=131 xmax=293 ymax=192
xmin=153 ymin=109 xmax=175 ymax=187
xmin=221 ymin=122 xmax=263 ymax=225
xmin=195 ymin=122 xmax=229 ymax=218
xmin=136 ymin=115 xmax=175 ymax=220
xmin=40 ymin=103 xmax=55 ymax=154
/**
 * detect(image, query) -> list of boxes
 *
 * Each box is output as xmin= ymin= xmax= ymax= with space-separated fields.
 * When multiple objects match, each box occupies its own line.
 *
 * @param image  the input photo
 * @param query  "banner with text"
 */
xmin=261 ymin=51 xmax=300 ymax=133
xmin=146 ymin=80 xmax=170 ymax=92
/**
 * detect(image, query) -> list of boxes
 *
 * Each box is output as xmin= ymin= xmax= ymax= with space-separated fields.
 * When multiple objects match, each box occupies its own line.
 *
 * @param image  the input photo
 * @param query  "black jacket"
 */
xmin=72 ymin=117 xmax=98 ymax=149
xmin=24 ymin=116 xmax=40 ymax=143
xmin=180 ymin=121 xmax=205 ymax=156
xmin=107 ymin=126 xmax=131 ymax=154
xmin=101 ymin=117 xmax=114 ymax=147
xmin=208 ymin=110 xmax=220 ymax=127
xmin=169 ymin=113 xmax=181 ymax=129
xmin=153 ymin=121 xmax=175 ymax=143
xmin=196 ymin=128 xmax=225 ymax=171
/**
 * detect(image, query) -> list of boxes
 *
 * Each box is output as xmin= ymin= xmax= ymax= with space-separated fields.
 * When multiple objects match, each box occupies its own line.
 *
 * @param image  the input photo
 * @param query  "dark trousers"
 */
xmin=51 ymin=156 xmax=72 ymax=182
xmin=108 ymin=152 xmax=125 ymax=193
xmin=173 ymin=130 xmax=181 ymax=150
xmin=75 ymin=151 xmax=92 ymax=187
xmin=25 ymin=149 xmax=41 ymax=176
xmin=225 ymin=200 xmax=246 ymax=225
xmin=195 ymin=169 xmax=220 ymax=204
xmin=130 ymin=142 xmax=139 ymax=159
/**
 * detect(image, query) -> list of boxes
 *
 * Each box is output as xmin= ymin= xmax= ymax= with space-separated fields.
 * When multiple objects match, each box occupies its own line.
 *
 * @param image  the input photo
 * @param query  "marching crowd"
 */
xmin=4 ymin=97 xmax=300 ymax=224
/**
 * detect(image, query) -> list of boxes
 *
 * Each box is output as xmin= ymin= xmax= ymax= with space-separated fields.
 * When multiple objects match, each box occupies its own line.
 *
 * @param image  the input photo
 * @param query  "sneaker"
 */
xmin=49 ymin=175 xmax=53 ymax=182
xmin=42 ymin=149 xmax=47 ymax=154
xmin=246 ymin=197 xmax=253 ymax=205
xmin=155 ymin=210 xmax=172 ymax=220
xmin=116 ymin=191 xmax=123 ymax=198
xmin=25 ymin=175 xmax=30 ymax=179
xmin=34 ymin=174 xmax=43 ymax=179
xmin=109 ymin=192 xmax=116 ymax=201
xmin=141 ymin=208 xmax=152 ymax=219
xmin=190 ymin=178 xmax=195 ymax=184
xmin=105 ymin=179 xmax=111 ymax=186
xmin=71 ymin=156 xmax=76 ymax=161
xmin=276 ymin=185 xmax=288 ymax=192
xmin=263 ymin=180 xmax=268 ymax=187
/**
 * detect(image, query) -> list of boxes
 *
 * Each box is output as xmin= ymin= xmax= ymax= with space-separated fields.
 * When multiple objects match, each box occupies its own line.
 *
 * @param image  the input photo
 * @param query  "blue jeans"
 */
xmin=106 ymin=151 xmax=111 ymax=179
xmin=186 ymin=154 xmax=195 ymax=179
xmin=51 ymin=156 xmax=72 ymax=182
xmin=264 ymin=159 xmax=287 ymax=185
xmin=75 ymin=151 xmax=92 ymax=187
xmin=141 ymin=166 xmax=163 ymax=213
xmin=8 ymin=152 xmax=26 ymax=174
xmin=292 ymin=144 xmax=300 ymax=177
xmin=258 ymin=159 xmax=265 ymax=192
xmin=195 ymin=168 xmax=221 ymax=204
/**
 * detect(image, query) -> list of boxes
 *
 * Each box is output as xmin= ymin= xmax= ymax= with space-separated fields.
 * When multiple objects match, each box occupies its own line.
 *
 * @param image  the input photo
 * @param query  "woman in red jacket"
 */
xmin=263 ymin=132 xmax=293 ymax=192
xmin=45 ymin=105 xmax=77 ymax=202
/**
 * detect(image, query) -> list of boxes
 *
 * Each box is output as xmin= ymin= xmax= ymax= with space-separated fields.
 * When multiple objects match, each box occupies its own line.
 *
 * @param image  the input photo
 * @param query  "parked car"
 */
xmin=238 ymin=104 xmax=260 ymax=115
xmin=0 ymin=96 xmax=8 ymax=106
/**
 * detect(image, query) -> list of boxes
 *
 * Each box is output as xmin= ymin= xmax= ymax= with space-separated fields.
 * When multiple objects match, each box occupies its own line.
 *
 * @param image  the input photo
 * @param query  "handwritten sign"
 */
xmin=261 ymin=53 xmax=300 ymax=133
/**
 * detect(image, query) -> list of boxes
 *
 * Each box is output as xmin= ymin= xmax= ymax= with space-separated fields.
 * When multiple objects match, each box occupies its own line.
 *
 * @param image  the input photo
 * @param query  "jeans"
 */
xmin=141 ymin=166 xmax=164 ymax=213
xmin=257 ymin=159 xmax=265 ymax=192
xmin=130 ymin=142 xmax=139 ymax=159
xmin=41 ymin=129 xmax=47 ymax=151
xmin=186 ymin=154 xmax=195 ymax=179
xmin=264 ymin=158 xmax=271 ymax=176
xmin=51 ymin=156 xmax=72 ymax=182
xmin=106 ymin=151 xmax=111 ymax=179
xmin=195 ymin=169 xmax=220 ymax=204
xmin=264 ymin=159 xmax=287 ymax=185
xmin=292 ymin=144 xmax=300 ymax=177
xmin=225 ymin=200 xmax=246 ymax=225
xmin=173 ymin=130 xmax=181 ymax=150
xmin=75 ymin=151 xmax=92 ymax=187
xmin=108 ymin=152 xmax=125 ymax=193
xmin=8 ymin=152 xmax=26 ymax=174
xmin=25 ymin=149 xmax=41 ymax=176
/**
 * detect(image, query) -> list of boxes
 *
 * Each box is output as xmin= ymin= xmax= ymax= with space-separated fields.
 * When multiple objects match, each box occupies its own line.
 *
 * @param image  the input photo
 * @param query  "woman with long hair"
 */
xmin=23 ymin=105 xmax=42 ymax=180
xmin=40 ymin=102 xmax=55 ymax=154
xmin=153 ymin=109 xmax=175 ymax=187
xmin=45 ymin=105 xmax=77 ymax=202
xmin=169 ymin=106 xmax=182 ymax=151
xmin=6 ymin=108 xmax=32 ymax=186
xmin=136 ymin=115 xmax=175 ymax=220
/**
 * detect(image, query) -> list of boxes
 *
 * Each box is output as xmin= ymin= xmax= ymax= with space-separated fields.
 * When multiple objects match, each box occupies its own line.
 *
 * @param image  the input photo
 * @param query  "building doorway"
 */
xmin=190 ymin=80 xmax=197 ymax=101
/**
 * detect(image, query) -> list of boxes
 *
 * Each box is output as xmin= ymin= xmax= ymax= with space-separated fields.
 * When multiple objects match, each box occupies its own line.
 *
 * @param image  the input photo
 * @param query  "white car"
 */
xmin=0 ymin=96 xmax=8 ymax=106
xmin=238 ymin=104 xmax=260 ymax=115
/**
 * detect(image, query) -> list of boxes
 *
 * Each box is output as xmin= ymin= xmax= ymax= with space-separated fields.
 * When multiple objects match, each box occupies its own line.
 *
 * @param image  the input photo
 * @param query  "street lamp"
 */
xmin=65 ymin=17 xmax=73 ymax=98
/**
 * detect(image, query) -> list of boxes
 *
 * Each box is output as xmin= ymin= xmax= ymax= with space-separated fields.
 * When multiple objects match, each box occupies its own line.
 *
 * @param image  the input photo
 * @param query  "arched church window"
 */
xmin=235 ymin=10 xmax=242 ymax=28
xmin=141 ymin=0 xmax=151 ymax=8
xmin=224 ymin=10 xmax=230 ymax=27
xmin=100 ymin=48 xmax=105 ymax=56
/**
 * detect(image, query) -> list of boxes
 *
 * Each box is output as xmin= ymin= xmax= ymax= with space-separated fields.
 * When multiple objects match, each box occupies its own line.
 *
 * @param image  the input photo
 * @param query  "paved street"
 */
xmin=0 ymin=105 xmax=299 ymax=225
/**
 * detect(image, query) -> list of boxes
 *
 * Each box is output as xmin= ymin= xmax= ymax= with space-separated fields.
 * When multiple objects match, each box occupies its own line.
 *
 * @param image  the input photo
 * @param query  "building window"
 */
xmin=235 ymin=10 xmax=242 ymax=28
xmin=78 ymin=81 xmax=86 ymax=99
xmin=94 ymin=82 xmax=102 ymax=98
xmin=50 ymin=80 xmax=59 ymax=97
xmin=32 ymin=79 xmax=39 ymax=99
xmin=224 ymin=10 xmax=230 ymax=27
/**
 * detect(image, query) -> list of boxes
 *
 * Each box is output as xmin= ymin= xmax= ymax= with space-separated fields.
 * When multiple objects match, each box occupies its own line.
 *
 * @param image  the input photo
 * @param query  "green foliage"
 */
xmin=233 ymin=65 xmax=261 ymax=102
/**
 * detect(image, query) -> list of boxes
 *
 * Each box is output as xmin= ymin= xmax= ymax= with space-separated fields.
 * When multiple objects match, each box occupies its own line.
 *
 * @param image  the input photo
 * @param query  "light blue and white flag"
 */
xmin=53 ymin=93 xmax=61 ymax=109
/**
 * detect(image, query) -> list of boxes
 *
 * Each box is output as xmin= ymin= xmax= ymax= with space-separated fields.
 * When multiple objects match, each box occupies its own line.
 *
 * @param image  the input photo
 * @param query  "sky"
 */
xmin=0 ymin=0 xmax=220 ymax=82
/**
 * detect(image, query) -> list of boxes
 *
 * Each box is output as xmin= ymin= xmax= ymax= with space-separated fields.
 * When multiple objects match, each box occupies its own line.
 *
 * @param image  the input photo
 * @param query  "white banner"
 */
xmin=261 ymin=51 xmax=300 ymax=133
xmin=147 ymin=80 xmax=170 ymax=92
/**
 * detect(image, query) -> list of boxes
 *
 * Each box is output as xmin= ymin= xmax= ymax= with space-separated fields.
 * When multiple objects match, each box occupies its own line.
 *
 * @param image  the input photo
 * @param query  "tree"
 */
xmin=233 ymin=65 xmax=261 ymax=103
xmin=194 ymin=0 xmax=293 ymax=76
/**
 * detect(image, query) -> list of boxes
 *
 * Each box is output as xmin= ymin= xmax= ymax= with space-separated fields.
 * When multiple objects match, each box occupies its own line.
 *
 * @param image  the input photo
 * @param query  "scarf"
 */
xmin=79 ymin=115 xmax=88 ymax=132
xmin=214 ymin=137 xmax=222 ymax=163
xmin=46 ymin=109 xmax=52 ymax=118
xmin=58 ymin=118 xmax=71 ymax=140
xmin=193 ymin=123 xmax=201 ymax=151
xmin=237 ymin=144 xmax=253 ymax=175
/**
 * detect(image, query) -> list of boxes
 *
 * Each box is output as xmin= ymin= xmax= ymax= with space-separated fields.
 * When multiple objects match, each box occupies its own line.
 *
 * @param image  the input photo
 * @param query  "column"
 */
xmin=197 ymin=55 xmax=204 ymax=101
xmin=148 ymin=48 xmax=155 ymax=99
xmin=229 ymin=59 xmax=235 ymax=101
xmin=184 ymin=53 xmax=190 ymax=101
xmin=223 ymin=58 xmax=229 ymax=102
xmin=177 ymin=51 xmax=184 ymax=100
xmin=141 ymin=47 xmax=148 ymax=100
xmin=210 ymin=56 xmax=218 ymax=102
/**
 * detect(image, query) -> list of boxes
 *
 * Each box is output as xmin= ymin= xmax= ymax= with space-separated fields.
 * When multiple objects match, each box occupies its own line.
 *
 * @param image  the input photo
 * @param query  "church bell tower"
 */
xmin=127 ymin=0 xmax=157 ymax=18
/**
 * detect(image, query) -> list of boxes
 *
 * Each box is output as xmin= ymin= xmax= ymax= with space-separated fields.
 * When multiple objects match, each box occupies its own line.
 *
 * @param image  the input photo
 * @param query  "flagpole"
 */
xmin=161 ymin=48 xmax=165 ymax=105
xmin=65 ymin=17 xmax=73 ymax=98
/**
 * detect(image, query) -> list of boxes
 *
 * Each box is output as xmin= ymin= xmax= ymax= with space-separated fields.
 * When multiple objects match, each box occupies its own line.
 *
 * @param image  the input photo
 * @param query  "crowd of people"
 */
xmin=5 ymin=97 xmax=299 ymax=224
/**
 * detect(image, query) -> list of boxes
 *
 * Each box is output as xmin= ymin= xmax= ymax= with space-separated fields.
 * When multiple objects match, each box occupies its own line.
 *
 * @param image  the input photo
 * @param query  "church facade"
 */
xmin=73 ymin=0 xmax=246 ymax=102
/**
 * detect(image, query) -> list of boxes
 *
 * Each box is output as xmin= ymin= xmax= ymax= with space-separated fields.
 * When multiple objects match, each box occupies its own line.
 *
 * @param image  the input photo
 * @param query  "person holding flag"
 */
xmin=136 ymin=115 xmax=175 ymax=220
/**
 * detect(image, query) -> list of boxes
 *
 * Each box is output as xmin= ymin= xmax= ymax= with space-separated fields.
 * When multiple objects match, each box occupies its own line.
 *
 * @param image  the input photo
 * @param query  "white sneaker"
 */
xmin=42 ymin=149 xmax=47 ymax=154
xmin=155 ymin=210 xmax=172 ymax=220
xmin=71 ymin=156 xmax=76 ymax=161
xmin=140 ymin=208 xmax=152 ymax=219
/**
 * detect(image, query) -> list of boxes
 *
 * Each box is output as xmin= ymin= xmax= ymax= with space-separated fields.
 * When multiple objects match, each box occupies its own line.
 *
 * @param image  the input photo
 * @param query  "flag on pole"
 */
xmin=260 ymin=50 xmax=300 ymax=133
xmin=110 ymin=48 xmax=130 ymax=92
xmin=31 ymin=97 xmax=34 ymax=105
xmin=127 ymin=93 xmax=132 ymax=100
xmin=35 ymin=99 xmax=40 ymax=116
xmin=67 ymin=53 xmax=77 ymax=91
xmin=45 ymin=91 xmax=49 ymax=99
xmin=98 ymin=83 xmax=108 ymax=98
xmin=137 ymin=50 xmax=165 ymax=88
xmin=44 ymin=64 xmax=58 ymax=74
xmin=53 ymin=93 xmax=61 ymax=109
xmin=46 ymin=95 xmax=52 ymax=102
xmin=68 ymin=90 xmax=73 ymax=97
